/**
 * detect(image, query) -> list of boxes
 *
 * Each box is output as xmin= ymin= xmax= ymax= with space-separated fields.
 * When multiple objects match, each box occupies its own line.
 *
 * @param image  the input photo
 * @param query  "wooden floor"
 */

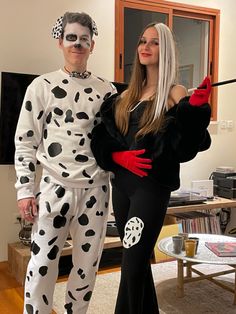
xmin=0 ymin=261 xmax=120 ymax=314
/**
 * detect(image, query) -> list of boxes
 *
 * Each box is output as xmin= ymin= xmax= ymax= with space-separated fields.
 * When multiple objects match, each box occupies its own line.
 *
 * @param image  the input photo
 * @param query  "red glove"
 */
xmin=189 ymin=76 xmax=211 ymax=106
xmin=112 ymin=149 xmax=152 ymax=177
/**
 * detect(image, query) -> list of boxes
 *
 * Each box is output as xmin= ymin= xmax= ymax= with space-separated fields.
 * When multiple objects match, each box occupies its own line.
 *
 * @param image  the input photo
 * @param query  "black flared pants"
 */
xmin=112 ymin=171 xmax=171 ymax=314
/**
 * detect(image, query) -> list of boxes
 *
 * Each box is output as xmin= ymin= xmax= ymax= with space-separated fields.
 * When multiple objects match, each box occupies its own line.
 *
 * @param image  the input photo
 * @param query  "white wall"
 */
xmin=0 ymin=0 xmax=236 ymax=261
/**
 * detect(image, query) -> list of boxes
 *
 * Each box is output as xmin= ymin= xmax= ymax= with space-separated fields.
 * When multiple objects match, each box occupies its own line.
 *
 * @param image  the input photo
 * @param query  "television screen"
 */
xmin=0 ymin=72 xmax=38 ymax=164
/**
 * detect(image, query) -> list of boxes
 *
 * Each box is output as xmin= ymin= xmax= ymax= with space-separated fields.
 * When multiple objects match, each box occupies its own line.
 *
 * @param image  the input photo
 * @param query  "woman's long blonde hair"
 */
xmin=115 ymin=22 xmax=177 ymax=137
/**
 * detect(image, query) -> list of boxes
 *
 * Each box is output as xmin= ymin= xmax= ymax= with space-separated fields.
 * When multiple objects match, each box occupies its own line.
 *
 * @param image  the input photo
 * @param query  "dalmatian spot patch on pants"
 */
xmin=123 ymin=217 xmax=144 ymax=248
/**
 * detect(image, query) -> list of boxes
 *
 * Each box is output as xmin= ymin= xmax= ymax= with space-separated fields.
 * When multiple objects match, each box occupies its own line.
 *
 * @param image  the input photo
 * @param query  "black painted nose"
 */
xmin=74 ymin=43 xmax=82 ymax=48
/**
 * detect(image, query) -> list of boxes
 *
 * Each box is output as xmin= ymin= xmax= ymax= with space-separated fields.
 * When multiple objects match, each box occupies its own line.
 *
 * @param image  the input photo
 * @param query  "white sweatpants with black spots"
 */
xmin=23 ymin=175 xmax=109 ymax=314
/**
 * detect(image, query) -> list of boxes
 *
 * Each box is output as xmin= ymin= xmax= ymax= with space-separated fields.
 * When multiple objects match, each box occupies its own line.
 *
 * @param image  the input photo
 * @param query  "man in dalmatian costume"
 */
xmin=14 ymin=12 xmax=116 ymax=314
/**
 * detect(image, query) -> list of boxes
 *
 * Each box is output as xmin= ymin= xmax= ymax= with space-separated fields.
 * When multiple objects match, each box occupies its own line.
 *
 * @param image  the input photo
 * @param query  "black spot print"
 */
xmin=47 ymin=245 xmax=59 ymax=260
xmin=51 ymin=86 xmax=67 ymax=99
xmin=88 ymin=97 xmax=93 ymax=101
xmin=78 ymin=214 xmax=89 ymax=226
xmin=95 ymin=112 xmax=100 ymax=118
xmin=27 ymin=130 xmax=34 ymax=137
xmin=62 ymin=172 xmax=69 ymax=177
xmin=83 ymin=291 xmax=92 ymax=301
xmin=54 ymin=119 xmax=60 ymax=127
xmin=77 ymin=268 xmax=86 ymax=279
xmin=46 ymin=112 xmax=52 ymax=124
xmin=45 ymin=201 xmax=51 ymax=213
xmin=105 ymin=202 xmax=108 ymax=208
xmin=25 ymin=292 xmax=30 ymax=298
xmin=68 ymin=290 xmax=77 ymax=301
xmin=65 ymin=302 xmax=73 ymax=313
xmin=39 ymin=266 xmax=48 ymax=276
xmin=76 ymin=112 xmax=89 ymax=120
xmin=37 ymin=110 xmax=44 ymax=120
xmin=29 ymin=271 xmax=33 ymax=277
xmin=82 ymin=243 xmax=91 ymax=252
xmin=55 ymin=186 xmax=65 ymax=198
xmin=76 ymin=284 xmax=89 ymax=291
xmin=96 ymin=211 xmax=104 ymax=216
xmin=25 ymin=101 xmax=32 ymax=111
xmin=44 ymin=78 xmax=51 ymax=84
xmin=75 ymin=154 xmax=88 ymax=162
xmin=48 ymin=142 xmax=62 ymax=157
xmin=65 ymin=110 xmax=74 ymax=123
xmin=42 ymin=294 xmax=49 ymax=305
xmin=35 ymin=190 xmax=41 ymax=198
xmin=31 ymin=241 xmax=40 ymax=255
xmin=97 ymin=77 xmax=105 ymax=82
xmin=88 ymin=179 xmax=94 ymax=185
xmin=59 ymin=163 xmax=67 ymax=169
xmin=67 ymin=130 xmax=72 ymax=135
xmin=79 ymin=138 xmax=85 ymax=146
xmin=74 ymin=92 xmax=80 ymax=102
xmin=18 ymin=156 xmax=24 ymax=162
xmin=39 ymin=229 xmax=45 ymax=236
xmin=44 ymin=176 xmax=50 ymax=183
xmin=86 ymin=196 xmax=96 ymax=208
xmin=102 ymin=185 xmax=107 ymax=192
xmin=25 ymin=304 xmax=34 ymax=314
xmin=84 ymin=87 xmax=92 ymax=94
xmin=48 ymin=236 xmax=58 ymax=246
xmin=29 ymin=162 xmax=35 ymax=172
xmin=20 ymin=176 xmax=29 ymax=184
xmin=53 ymin=215 xmax=67 ymax=228
xmin=87 ymin=133 xmax=92 ymax=139
xmin=82 ymin=170 xmax=91 ymax=178
xmin=93 ymin=259 xmax=98 ymax=267
xmin=60 ymin=203 xmax=69 ymax=216
xmin=72 ymin=149 xmax=76 ymax=154
xmin=85 ymin=229 xmax=95 ymax=237
xmin=94 ymin=120 xmax=98 ymax=126
xmin=43 ymin=129 xmax=48 ymax=139
xmin=96 ymin=94 xmax=101 ymax=99
xmin=62 ymin=79 xmax=69 ymax=84
xmin=54 ymin=107 xmax=63 ymax=115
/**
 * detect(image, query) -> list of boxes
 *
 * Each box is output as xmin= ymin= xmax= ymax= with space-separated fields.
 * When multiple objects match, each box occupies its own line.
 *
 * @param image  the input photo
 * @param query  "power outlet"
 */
xmin=13 ymin=212 xmax=21 ymax=224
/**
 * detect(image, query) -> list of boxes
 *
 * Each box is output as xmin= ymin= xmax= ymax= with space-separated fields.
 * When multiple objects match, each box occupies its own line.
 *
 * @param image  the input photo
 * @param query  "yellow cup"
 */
xmin=185 ymin=239 xmax=197 ymax=257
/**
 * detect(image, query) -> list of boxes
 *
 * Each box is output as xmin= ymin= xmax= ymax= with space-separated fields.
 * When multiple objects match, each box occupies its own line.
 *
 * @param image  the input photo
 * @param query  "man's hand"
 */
xmin=18 ymin=197 xmax=38 ymax=223
xmin=189 ymin=76 xmax=211 ymax=106
xmin=112 ymin=149 xmax=152 ymax=177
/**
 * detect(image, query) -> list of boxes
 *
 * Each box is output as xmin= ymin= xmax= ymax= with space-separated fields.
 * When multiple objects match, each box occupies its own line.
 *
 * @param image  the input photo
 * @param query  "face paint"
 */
xmin=63 ymin=23 xmax=92 ymax=49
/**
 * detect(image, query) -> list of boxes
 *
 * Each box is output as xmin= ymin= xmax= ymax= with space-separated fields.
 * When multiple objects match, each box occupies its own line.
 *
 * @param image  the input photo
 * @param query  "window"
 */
xmin=115 ymin=0 xmax=220 ymax=120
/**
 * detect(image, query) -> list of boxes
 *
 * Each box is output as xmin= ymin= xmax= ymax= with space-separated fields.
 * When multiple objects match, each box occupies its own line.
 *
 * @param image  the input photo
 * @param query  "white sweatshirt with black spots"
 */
xmin=15 ymin=69 xmax=116 ymax=200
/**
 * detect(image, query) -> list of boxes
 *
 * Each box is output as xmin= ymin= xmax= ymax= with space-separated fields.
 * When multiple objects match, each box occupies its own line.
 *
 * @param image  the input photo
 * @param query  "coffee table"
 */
xmin=158 ymin=233 xmax=236 ymax=304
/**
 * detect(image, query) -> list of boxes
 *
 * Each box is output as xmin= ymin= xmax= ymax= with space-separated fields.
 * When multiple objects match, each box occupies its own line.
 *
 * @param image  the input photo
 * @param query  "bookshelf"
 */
xmin=166 ymin=197 xmax=236 ymax=234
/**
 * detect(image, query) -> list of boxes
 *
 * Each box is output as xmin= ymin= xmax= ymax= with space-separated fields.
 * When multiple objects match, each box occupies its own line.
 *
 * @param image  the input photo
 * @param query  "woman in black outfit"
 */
xmin=91 ymin=22 xmax=211 ymax=314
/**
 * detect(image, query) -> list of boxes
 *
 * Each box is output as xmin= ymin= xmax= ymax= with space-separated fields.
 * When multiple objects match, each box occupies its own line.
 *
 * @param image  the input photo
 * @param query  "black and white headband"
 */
xmin=52 ymin=15 xmax=98 ymax=39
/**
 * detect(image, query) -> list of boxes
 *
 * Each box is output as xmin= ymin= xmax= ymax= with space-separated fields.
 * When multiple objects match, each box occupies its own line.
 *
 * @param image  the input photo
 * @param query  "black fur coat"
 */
xmin=91 ymin=94 xmax=211 ymax=191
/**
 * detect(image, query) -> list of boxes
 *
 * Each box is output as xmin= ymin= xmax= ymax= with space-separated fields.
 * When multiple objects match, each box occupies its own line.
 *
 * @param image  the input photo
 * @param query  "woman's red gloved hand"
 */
xmin=189 ymin=76 xmax=211 ymax=106
xmin=112 ymin=149 xmax=152 ymax=177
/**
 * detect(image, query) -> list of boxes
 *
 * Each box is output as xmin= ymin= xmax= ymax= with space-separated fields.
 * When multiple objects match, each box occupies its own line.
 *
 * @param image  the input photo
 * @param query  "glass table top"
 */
xmin=158 ymin=233 xmax=236 ymax=265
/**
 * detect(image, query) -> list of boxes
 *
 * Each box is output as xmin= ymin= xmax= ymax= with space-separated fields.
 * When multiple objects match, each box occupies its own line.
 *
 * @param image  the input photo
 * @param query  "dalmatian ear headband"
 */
xmin=52 ymin=15 xmax=98 ymax=39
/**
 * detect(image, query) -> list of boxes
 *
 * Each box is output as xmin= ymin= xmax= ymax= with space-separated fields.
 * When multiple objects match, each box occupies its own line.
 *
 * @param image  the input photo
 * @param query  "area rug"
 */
xmin=53 ymin=261 xmax=236 ymax=314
